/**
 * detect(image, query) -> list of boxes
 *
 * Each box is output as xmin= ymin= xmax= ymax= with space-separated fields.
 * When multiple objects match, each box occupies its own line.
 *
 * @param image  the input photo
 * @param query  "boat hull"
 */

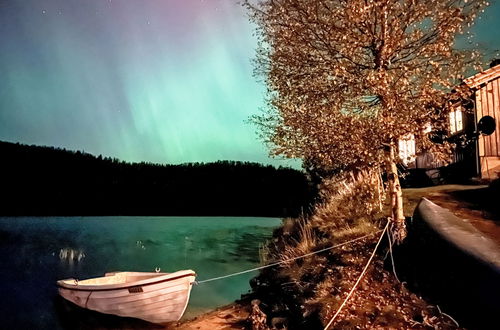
xmin=57 ymin=270 xmax=196 ymax=324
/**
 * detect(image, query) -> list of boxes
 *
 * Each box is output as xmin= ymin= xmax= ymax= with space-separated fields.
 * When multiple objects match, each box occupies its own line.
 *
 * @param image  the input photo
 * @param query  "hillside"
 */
xmin=0 ymin=141 xmax=315 ymax=216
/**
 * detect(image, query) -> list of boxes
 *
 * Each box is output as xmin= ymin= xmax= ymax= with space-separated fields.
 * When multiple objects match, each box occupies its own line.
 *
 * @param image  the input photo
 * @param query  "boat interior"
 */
xmin=60 ymin=272 xmax=166 ymax=286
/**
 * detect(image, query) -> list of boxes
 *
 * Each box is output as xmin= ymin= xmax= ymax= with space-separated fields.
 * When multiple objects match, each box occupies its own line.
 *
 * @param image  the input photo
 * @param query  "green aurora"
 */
xmin=0 ymin=0 xmax=498 ymax=167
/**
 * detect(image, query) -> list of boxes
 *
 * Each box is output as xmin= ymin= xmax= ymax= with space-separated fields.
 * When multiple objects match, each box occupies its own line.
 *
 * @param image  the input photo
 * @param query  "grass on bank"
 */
xmin=252 ymin=171 xmax=462 ymax=329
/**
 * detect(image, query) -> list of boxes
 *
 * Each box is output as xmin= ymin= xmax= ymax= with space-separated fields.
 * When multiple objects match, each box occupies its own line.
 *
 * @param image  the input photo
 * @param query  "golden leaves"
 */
xmin=246 ymin=0 xmax=488 ymax=171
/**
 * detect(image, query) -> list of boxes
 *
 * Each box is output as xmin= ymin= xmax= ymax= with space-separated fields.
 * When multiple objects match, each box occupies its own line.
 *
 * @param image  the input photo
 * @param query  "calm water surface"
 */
xmin=0 ymin=216 xmax=281 ymax=329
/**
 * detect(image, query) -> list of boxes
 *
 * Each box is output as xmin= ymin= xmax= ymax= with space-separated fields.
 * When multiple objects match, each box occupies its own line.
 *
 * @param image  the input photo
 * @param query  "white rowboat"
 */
xmin=57 ymin=270 xmax=196 ymax=324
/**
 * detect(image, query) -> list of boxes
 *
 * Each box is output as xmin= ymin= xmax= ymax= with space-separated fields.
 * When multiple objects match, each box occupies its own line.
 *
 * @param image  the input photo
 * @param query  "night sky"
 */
xmin=0 ymin=0 xmax=499 ymax=166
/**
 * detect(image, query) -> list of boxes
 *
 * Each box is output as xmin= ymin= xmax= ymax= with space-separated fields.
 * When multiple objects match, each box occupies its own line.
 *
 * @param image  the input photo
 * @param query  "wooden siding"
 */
xmin=479 ymin=156 xmax=500 ymax=179
xmin=408 ymin=65 xmax=500 ymax=179
xmin=476 ymin=75 xmax=500 ymax=158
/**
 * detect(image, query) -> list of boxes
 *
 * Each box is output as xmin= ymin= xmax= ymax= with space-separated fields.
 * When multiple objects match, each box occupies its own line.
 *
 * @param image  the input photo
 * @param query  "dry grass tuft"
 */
xmin=310 ymin=169 xmax=384 ymax=232
xmin=260 ymin=216 xmax=320 ymax=267
xmin=260 ymin=169 xmax=383 ymax=268
xmin=331 ymin=218 xmax=379 ymax=241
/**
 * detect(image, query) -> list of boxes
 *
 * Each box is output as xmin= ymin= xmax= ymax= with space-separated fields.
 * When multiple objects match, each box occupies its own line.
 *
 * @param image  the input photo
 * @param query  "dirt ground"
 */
xmin=166 ymin=303 xmax=250 ymax=330
xmin=403 ymin=184 xmax=500 ymax=244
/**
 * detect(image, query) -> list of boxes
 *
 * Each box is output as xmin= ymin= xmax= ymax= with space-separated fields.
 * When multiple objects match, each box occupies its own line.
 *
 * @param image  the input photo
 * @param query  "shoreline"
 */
xmin=170 ymin=302 xmax=251 ymax=330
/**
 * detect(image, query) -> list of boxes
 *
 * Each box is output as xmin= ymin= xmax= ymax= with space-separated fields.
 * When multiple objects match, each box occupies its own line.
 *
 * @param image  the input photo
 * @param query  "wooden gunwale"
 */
xmin=57 ymin=272 xmax=196 ymax=292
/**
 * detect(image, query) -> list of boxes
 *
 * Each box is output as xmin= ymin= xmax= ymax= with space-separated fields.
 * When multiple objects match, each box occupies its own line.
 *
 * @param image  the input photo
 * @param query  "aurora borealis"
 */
xmin=0 ymin=0 xmax=499 ymax=166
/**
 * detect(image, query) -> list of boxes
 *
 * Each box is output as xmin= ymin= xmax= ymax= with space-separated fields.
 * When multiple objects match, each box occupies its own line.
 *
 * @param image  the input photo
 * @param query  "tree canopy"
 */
xmin=247 ymin=0 xmax=488 ymax=240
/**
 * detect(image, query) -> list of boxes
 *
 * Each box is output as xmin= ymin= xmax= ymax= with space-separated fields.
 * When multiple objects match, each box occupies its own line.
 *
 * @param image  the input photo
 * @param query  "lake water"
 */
xmin=0 ymin=216 xmax=281 ymax=329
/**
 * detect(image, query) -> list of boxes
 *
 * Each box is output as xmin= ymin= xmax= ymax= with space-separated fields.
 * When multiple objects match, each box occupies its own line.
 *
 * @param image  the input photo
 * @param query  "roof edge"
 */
xmin=464 ymin=64 xmax=500 ymax=89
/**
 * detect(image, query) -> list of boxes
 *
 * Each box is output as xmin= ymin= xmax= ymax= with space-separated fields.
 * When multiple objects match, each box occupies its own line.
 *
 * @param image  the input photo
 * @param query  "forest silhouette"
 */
xmin=0 ymin=141 xmax=315 ymax=217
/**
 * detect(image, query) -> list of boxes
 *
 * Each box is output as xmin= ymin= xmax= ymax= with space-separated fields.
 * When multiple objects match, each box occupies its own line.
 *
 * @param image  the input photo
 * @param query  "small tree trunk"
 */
xmin=385 ymin=144 xmax=407 ymax=243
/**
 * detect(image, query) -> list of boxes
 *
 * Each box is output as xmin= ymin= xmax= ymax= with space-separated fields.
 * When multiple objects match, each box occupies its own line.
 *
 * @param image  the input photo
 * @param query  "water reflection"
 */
xmin=0 ymin=216 xmax=280 ymax=329
xmin=54 ymin=296 xmax=163 ymax=330
xmin=59 ymin=248 xmax=86 ymax=263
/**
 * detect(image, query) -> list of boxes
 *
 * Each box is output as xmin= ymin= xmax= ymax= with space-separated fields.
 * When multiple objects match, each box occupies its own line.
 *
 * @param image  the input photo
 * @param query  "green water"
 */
xmin=0 ymin=216 xmax=281 ymax=329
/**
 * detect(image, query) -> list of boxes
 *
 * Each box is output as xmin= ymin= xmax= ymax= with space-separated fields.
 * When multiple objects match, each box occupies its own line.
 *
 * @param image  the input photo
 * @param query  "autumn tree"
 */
xmin=246 ymin=0 xmax=487 ymax=242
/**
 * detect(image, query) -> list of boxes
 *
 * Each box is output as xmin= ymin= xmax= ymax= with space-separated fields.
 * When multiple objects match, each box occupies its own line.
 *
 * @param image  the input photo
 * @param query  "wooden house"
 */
xmin=399 ymin=62 xmax=500 ymax=182
xmin=464 ymin=63 xmax=500 ymax=179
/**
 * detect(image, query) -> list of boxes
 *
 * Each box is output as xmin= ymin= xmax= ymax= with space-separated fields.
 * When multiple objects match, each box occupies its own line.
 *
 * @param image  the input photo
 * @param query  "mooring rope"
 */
xmin=195 ymin=229 xmax=382 ymax=285
xmin=386 ymin=223 xmax=400 ymax=283
xmin=323 ymin=219 xmax=390 ymax=330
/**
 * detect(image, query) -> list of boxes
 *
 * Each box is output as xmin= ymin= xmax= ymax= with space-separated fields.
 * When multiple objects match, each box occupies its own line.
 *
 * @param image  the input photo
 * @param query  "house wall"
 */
xmin=406 ymin=65 xmax=500 ymax=181
xmin=475 ymin=75 xmax=500 ymax=179
xmin=479 ymin=157 xmax=500 ymax=179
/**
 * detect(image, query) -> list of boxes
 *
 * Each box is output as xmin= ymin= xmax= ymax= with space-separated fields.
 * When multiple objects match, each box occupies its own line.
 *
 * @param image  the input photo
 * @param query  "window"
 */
xmin=398 ymin=134 xmax=416 ymax=165
xmin=449 ymin=108 xmax=463 ymax=133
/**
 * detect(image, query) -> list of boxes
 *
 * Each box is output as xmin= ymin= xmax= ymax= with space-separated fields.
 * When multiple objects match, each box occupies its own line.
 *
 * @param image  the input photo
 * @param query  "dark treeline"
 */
xmin=0 ymin=141 xmax=315 ymax=217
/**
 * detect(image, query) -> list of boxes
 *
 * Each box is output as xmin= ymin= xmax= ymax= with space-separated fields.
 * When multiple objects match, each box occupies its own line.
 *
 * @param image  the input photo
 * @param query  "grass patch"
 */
xmin=250 ymin=171 xmax=462 ymax=329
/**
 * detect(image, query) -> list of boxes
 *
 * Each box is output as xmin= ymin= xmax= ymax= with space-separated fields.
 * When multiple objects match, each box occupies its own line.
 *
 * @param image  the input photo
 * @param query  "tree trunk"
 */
xmin=385 ymin=144 xmax=407 ymax=243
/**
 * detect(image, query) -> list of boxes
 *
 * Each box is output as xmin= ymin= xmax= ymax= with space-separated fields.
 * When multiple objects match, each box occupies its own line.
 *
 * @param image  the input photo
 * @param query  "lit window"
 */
xmin=398 ymin=134 xmax=416 ymax=165
xmin=449 ymin=108 xmax=463 ymax=133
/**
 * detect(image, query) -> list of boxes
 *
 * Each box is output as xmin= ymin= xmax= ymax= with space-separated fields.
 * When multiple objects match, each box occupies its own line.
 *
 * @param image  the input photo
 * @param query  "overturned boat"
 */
xmin=57 ymin=270 xmax=196 ymax=324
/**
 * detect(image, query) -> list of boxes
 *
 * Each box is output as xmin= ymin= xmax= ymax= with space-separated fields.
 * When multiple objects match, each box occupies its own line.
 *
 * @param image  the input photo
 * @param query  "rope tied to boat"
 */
xmin=194 ymin=229 xmax=382 ymax=285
